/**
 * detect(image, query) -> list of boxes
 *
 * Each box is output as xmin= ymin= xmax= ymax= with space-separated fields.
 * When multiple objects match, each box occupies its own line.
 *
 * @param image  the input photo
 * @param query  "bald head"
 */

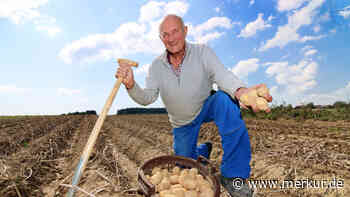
xmin=159 ymin=14 xmax=185 ymax=33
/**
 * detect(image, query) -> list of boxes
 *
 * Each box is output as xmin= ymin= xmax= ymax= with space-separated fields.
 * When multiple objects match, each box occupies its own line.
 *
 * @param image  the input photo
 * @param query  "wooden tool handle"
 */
xmin=67 ymin=78 xmax=123 ymax=197
xmin=67 ymin=58 xmax=138 ymax=197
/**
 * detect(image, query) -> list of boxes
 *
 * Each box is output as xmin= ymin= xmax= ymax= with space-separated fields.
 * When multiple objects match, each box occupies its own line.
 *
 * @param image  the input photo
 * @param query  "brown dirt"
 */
xmin=0 ymin=114 xmax=349 ymax=197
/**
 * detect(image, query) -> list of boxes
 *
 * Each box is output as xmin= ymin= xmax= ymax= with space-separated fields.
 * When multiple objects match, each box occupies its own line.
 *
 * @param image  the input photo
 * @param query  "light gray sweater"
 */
xmin=127 ymin=42 xmax=245 ymax=128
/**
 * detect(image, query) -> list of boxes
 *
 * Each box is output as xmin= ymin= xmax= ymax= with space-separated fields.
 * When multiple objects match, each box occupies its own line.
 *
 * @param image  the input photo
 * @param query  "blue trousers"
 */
xmin=172 ymin=91 xmax=251 ymax=178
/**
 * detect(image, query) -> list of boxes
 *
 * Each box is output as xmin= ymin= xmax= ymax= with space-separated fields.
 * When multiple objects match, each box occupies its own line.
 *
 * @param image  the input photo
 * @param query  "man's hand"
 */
xmin=235 ymin=84 xmax=273 ymax=113
xmin=115 ymin=62 xmax=135 ymax=89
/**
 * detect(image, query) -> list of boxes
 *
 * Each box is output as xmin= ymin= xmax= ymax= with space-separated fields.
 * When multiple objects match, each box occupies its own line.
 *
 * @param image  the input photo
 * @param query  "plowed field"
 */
xmin=0 ymin=114 xmax=349 ymax=197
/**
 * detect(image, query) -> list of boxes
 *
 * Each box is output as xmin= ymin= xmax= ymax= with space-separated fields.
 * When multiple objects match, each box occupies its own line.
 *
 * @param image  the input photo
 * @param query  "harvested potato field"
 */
xmin=0 ymin=114 xmax=349 ymax=197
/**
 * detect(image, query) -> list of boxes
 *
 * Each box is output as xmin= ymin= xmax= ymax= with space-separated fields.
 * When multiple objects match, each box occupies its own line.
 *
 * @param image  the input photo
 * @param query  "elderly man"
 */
xmin=116 ymin=14 xmax=272 ymax=197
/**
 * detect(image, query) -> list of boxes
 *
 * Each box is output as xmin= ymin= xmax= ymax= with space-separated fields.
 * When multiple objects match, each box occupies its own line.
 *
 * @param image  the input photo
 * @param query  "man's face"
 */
xmin=159 ymin=17 xmax=187 ymax=54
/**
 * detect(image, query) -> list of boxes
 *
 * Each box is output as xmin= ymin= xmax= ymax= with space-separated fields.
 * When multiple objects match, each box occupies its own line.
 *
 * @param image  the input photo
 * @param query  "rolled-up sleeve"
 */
xmin=127 ymin=64 xmax=159 ymax=106
xmin=202 ymin=45 xmax=246 ymax=100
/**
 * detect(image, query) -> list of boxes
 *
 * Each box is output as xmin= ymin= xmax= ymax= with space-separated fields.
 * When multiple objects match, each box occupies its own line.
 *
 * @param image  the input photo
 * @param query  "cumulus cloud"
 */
xmin=249 ymin=0 xmax=255 ymax=6
xmin=59 ymin=22 xmax=155 ymax=64
xmin=36 ymin=25 xmax=61 ymax=37
xmin=187 ymin=17 xmax=235 ymax=43
xmin=230 ymin=58 xmax=260 ymax=78
xmin=0 ymin=84 xmax=30 ymax=94
xmin=59 ymin=1 xmax=234 ymax=64
xmin=139 ymin=1 xmax=166 ymax=22
xmin=265 ymin=59 xmax=318 ymax=95
xmin=238 ymin=13 xmax=272 ymax=38
xmin=320 ymin=12 xmax=330 ymax=22
xmin=299 ymin=34 xmax=325 ymax=42
xmin=57 ymin=88 xmax=81 ymax=96
xmin=339 ymin=5 xmax=350 ymax=19
xmin=260 ymin=0 xmax=325 ymax=51
xmin=277 ymin=0 xmax=308 ymax=12
xmin=313 ymin=25 xmax=320 ymax=33
xmin=304 ymin=49 xmax=318 ymax=56
xmin=0 ymin=0 xmax=61 ymax=37
xmin=302 ymin=81 xmax=350 ymax=105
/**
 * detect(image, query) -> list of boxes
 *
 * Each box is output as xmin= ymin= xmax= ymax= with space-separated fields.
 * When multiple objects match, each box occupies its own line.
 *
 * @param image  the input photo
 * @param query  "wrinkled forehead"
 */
xmin=159 ymin=16 xmax=183 ymax=32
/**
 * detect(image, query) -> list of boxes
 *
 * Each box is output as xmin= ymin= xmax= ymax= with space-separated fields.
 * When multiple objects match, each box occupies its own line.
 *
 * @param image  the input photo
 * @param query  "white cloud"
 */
xmin=138 ymin=0 xmax=189 ymax=23
xmin=0 ymin=84 xmax=30 ymax=94
xmin=214 ymin=7 xmax=220 ymax=13
xmin=302 ymin=82 xmax=350 ymax=105
xmin=320 ymin=12 xmax=330 ymax=22
xmin=301 ymin=45 xmax=313 ymax=51
xmin=187 ymin=17 xmax=234 ymax=43
xmin=57 ymin=88 xmax=81 ymax=96
xmin=36 ymin=25 xmax=61 ymax=37
xmin=0 ymin=0 xmax=47 ymax=23
xmin=300 ymin=34 xmax=325 ymax=42
xmin=230 ymin=58 xmax=259 ymax=78
xmin=139 ymin=1 xmax=166 ymax=22
xmin=313 ymin=25 xmax=320 ymax=33
xmin=304 ymin=49 xmax=317 ymax=56
xmin=265 ymin=59 xmax=318 ymax=95
xmin=339 ymin=5 xmax=350 ymax=19
xmin=249 ymin=0 xmax=255 ymax=6
xmin=59 ymin=22 xmax=156 ymax=64
xmin=164 ymin=0 xmax=189 ymax=16
xmin=268 ymin=15 xmax=275 ymax=22
xmin=330 ymin=29 xmax=337 ymax=34
xmin=277 ymin=0 xmax=308 ymax=12
xmin=61 ymin=1 xmax=232 ymax=64
xmin=135 ymin=64 xmax=151 ymax=75
xmin=260 ymin=0 xmax=325 ymax=51
xmin=0 ymin=0 xmax=61 ymax=37
xmin=238 ymin=13 xmax=272 ymax=38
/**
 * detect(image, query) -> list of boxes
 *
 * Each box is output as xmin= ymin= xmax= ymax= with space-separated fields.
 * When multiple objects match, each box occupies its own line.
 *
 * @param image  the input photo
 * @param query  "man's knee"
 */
xmin=214 ymin=91 xmax=239 ymax=106
xmin=214 ymin=90 xmax=230 ymax=101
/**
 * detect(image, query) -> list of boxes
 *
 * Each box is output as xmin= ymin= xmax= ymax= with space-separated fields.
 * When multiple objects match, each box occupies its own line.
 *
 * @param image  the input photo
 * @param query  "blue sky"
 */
xmin=1 ymin=0 xmax=350 ymax=115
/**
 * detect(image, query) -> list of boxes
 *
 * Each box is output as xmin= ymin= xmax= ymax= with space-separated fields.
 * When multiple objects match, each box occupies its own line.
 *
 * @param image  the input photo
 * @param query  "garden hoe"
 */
xmin=67 ymin=58 xmax=138 ymax=197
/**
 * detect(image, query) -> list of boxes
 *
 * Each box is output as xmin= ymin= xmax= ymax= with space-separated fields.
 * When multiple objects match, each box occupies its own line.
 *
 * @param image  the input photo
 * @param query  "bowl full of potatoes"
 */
xmin=137 ymin=155 xmax=220 ymax=197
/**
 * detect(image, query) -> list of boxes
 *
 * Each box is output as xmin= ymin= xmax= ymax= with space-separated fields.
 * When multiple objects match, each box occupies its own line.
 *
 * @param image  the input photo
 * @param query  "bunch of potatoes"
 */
xmin=239 ymin=85 xmax=270 ymax=111
xmin=146 ymin=166 xmax=214 ymax=197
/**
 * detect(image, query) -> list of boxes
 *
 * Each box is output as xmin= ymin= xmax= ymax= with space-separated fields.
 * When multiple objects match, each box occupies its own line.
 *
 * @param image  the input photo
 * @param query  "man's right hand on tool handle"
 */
xmin=115 ymin=62 xmax=135 ymax=89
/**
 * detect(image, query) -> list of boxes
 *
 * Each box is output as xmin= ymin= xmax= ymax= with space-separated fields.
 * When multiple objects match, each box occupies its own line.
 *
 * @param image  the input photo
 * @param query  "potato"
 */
xmin=196 ymin=174 xmax=204 ymax=181
xmin=152 ymin=167 xmax=161 ymax=175
xmin=159 ymin=190 xmax=172 ymax=197
xmin=169 ymin=175 xmax=179 ymax=184
xmin=257 ymin=84 xmax=269 ymax=98
xmin=171 ymin=187 xmax=186 ymax=197
xmin=163 ymin=195 xmax=176 ymax=197
xmin=256 ymin=97 xmax=268 ymax=111
xmin=179 ymin=170 xmax=189 ymax=186
xmin=184 ymin=190 xmax=199 ymax=197
xmin=147 ymin=166 xmax=214 ymax=197
xmin=158 ymin=177 xmax=171 ymax=191
xmin=197 ymin=179 xmax=211 ymax=192
xmin=151 ymin=171 xmax=162 ymax=186
xmin=172 ymin=166 xmax=181 ymax=175
xmin=171 ymin=184 xmax=184 ymax=190
xmin=181 ymin=169 xmax=189 ymax=176
xmin=239 ymin=87 xmax=270 ymax=111
xmin=198 ymin=188 xmax=214 ymax=197
xmin=189 ymin=168 xmax=198 ymax=177
xmin=162 ymin=169 xmax=170 ymax=178
xmin=240 ymin=89 xmax=258 ymax=106
xmin=181 ymin=174 xmax=197 ymax=190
